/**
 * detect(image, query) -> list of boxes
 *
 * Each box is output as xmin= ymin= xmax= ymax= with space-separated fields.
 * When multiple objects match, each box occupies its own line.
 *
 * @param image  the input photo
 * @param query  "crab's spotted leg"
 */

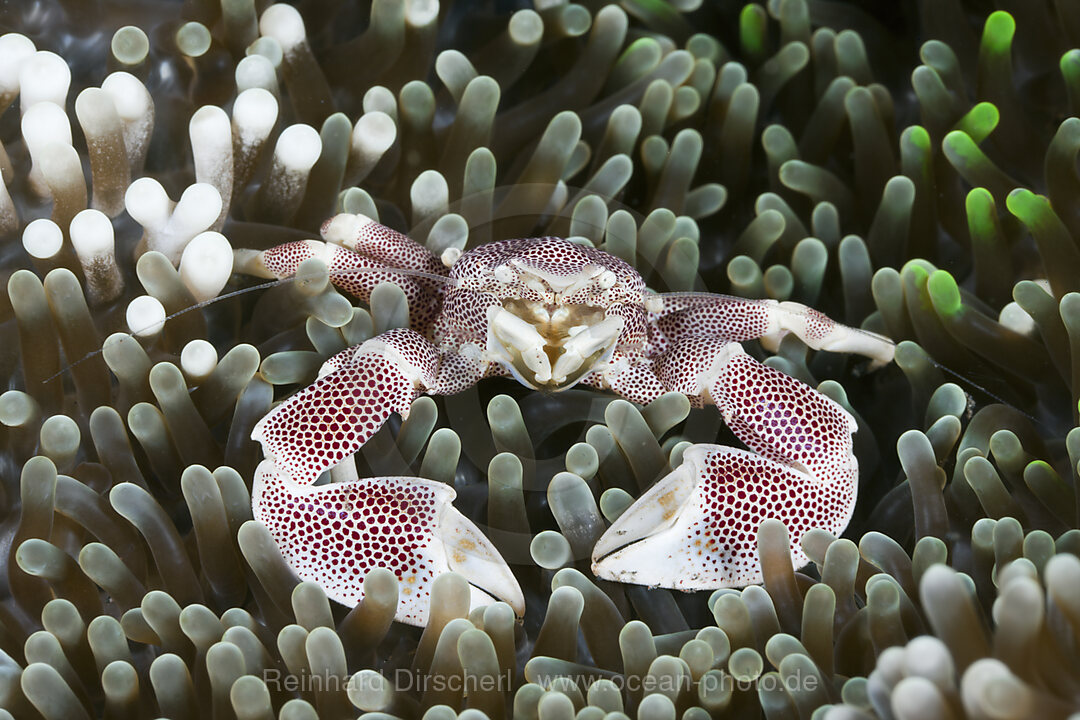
xmin=234 ymin=238 xmax=443 ymax=330
xmin=592 ymin=341 xmax=858 ymax=588
xmin=321 ymin=212 xmax=447 ymax=276
xmin=253 ymin=461 xmax=524 ymax=626
xmin=650 ymin=294 xmax=895 ymax=369
xmin=250 ymin=327 xmax=514 ymax=623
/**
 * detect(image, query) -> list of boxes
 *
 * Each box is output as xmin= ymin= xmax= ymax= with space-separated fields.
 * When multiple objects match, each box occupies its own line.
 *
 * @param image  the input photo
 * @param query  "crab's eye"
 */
xmin=598 ymin=270 xmax=617 ymax=289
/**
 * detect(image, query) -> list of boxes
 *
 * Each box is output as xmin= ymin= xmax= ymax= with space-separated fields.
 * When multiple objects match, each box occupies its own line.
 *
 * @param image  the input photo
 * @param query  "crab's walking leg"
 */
xmin=252 ymin=463 xmax=524 ymax=626
xmin=651 ymin=294 xmax=895 ymax=368
xmin=592 ymin=340 xmax=859 ymax=589
xmin=234 ymin=238 xmax=443 ymax=328
xmin=320 ymin=212 xmax=447 ymax=276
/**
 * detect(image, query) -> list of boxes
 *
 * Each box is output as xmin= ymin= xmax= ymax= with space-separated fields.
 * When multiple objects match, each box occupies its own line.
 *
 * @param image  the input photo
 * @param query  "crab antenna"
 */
xmin=43 ymin=277 xmax=286 ymax=383
xmin=45 ymin=262 xmax=461 ymax=384
xmin=919 ymin=355 xmax=1043 ymax=428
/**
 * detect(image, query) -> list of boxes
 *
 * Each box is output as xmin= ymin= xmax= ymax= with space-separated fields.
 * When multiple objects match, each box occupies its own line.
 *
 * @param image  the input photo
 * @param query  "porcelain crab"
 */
xmin=235 ymin=213 xmax=895 ymax=626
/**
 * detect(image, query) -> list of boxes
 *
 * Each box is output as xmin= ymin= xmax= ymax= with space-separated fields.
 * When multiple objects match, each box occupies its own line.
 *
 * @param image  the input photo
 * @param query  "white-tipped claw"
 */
xmin=252 ymin=460 xmax=523 ymax=626
xmin=435 ymin=504 xmax=525 ymax=617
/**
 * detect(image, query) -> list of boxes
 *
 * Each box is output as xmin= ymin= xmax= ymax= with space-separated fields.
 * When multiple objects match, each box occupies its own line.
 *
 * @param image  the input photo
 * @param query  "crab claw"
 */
xmin=253 ymin=459 xmax=524 ymax=626
xmin=591 ymin=444 xmax=857 ymax=589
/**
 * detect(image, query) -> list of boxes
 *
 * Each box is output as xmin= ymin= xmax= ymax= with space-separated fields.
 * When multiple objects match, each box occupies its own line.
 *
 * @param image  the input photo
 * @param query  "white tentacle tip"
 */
xmin=258 ymin=4 xmax=307 ymax=48
xmin=179 ymin=231 xmax=233 ymax=303
xmin=126 ymin=295 xmax=166 ymax=337
xmin=232 ymin=87 xmax=278 ymax=139
xmin=170 ymin=183 xmax=223 ymax=237
xmin=180 ymin=339 xmax=218 ymax=383
xmin=352 ymin=111 xmax=397 ymax=154
xmin=101 ymin=71 xmax=151 ymax=118
xmin=69 ymin=208 xmax=114 ymax=243
xmin=22 ymin=218 xmax=63 ymax=260
xmin=0 ymin=34 xmax=36 ymax=94
xmin=189 ymin=104 xmax=232 ymax=147
xmin=274 ymin=123 xmax=322 ymax=172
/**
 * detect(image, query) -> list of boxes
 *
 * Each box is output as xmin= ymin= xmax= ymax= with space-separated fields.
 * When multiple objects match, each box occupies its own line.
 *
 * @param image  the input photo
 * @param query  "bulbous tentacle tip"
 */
xmin=252 ymin=459 xmax=522 ymax=626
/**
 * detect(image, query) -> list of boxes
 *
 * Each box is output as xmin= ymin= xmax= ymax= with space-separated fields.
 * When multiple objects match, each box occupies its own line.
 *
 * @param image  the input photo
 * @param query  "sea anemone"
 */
xmin=1 ymin=0 xmax=1080 ymax=718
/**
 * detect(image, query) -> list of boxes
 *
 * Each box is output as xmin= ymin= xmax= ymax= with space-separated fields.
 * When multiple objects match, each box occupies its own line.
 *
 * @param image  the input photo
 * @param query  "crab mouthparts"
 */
xmin=487 ymin=302 xmax=624 ymax=389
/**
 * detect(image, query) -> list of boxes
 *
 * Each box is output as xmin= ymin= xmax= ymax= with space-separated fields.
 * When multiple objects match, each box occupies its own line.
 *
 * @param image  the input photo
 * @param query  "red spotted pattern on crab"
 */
xmin=254 ymin=469 xmax=442 ymax=623
xmin=253 ymin=463 xmax=518 ymax=625
xmin=236 ymin=213 xmax=895 ymax=626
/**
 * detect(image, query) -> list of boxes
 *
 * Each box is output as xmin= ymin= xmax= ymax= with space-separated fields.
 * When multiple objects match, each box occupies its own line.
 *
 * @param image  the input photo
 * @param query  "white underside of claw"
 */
xmin=430 ymin=503 xmax=525 ymax=615
xmin=592 ymin=444 xmax=856 ymax=590
xmin=591 ymin=452 xmax=711 ymax=588
xmin=591 ymin=462 xmax=697 ymax=564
